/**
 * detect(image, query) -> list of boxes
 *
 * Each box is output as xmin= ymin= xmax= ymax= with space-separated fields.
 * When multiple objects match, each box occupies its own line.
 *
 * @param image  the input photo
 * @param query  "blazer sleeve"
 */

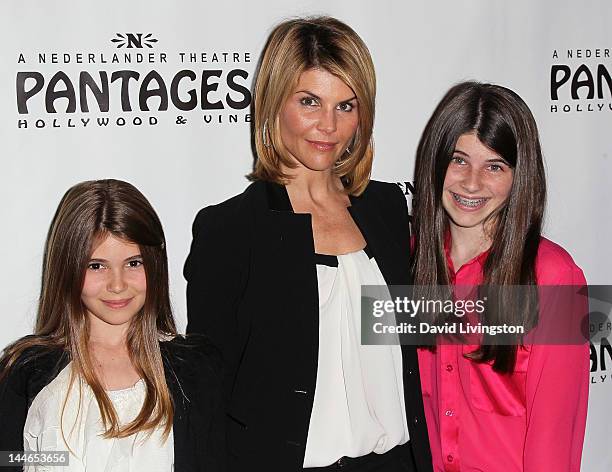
xmin=179 ymin=334 xmax=226 ymax=472
xmin=184 ymin=204 xmax=250 ymax=362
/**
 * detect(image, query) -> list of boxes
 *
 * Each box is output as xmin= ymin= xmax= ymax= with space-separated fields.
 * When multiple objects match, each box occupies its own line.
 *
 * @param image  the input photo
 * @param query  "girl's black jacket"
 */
xmin=0 ymin=335 xmax=224 ymax=472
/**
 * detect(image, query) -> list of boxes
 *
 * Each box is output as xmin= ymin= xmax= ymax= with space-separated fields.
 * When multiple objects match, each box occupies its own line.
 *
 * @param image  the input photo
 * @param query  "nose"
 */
xmin=316 ymin=107 xmax=337 ymax=134
xmin=460 ymin=167 xmax=483 ymax=193
xmin=107 ymin=268 xmax=128 ymax=294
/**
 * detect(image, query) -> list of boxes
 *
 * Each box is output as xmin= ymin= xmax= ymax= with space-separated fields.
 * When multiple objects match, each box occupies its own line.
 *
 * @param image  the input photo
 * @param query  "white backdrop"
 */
xmin=1 ymin=1 xmax=610 ymax=469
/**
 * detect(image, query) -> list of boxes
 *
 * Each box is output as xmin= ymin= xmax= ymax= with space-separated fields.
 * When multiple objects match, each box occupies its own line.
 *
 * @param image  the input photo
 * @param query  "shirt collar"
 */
xmin=444 ymin=230 xmax=489 ymax=279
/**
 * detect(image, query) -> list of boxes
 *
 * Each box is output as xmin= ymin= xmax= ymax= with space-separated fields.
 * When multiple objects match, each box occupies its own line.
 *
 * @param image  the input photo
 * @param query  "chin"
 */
xmin=294 ymin=151 xmax=340 ymax=171
xmin=449 ymin=218 xmax=484 ymax=229
xmin=90 ymin=308 xmax=139 ymax=326
xmin=302 ymin=156 xmax=336 ymax=170
xmin=102 ymin=313 xmax=137 ymax=324
xmin=307 ymin=163 xmax=336 ymax=172
xmin=445 ymin=208 xmax=486 ymax=229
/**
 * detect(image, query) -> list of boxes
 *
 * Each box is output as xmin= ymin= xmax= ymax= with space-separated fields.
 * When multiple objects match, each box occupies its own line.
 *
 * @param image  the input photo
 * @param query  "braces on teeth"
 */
xmin=452 ymin=193 xmax=486 ymax=207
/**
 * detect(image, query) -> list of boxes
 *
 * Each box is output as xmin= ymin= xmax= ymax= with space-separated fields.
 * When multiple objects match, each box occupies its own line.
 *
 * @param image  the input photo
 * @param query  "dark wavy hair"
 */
xmin=410 ymin=82 xmax=546 ymax=372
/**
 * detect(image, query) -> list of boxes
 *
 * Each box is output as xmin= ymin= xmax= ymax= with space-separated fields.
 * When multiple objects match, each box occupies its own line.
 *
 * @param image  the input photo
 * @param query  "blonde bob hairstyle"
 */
xmin=250 ymin=16 xmax=376 ymax=196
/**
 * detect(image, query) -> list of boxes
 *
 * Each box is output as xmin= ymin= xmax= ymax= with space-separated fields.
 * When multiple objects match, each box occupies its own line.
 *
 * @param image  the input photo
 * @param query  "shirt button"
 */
xmin=445 ymin=409 xmax=454 ymax=416
xmin=446 ymin=364 xmax=453 ymax=372
xmin=447 ymin=455 xmax=454 ymax=462
xmin=413 ymin=416 xmax=419 ymax=424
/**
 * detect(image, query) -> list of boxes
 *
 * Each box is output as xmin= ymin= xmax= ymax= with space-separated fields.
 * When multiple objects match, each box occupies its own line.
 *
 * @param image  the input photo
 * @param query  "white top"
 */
xmin=303 ymin=249 xmax=409 ymax=468
xmin=23 ymin=363 xmax=174 ymax=472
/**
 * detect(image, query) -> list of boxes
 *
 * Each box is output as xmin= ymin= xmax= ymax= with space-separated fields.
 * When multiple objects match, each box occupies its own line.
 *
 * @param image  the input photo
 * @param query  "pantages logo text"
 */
xmin=15 ymin=33 xmax=253 ymax=130
xmin=550 ymin=47 xmax=612 ymax=114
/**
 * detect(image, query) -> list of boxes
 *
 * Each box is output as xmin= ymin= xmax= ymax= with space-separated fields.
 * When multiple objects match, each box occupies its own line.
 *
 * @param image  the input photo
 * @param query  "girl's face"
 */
xmin=442 ymin=132 xmax=514 ymax=233
xmin=278 ymin=67 xmax=359 ymax=173
xmin=81 ymin=234 xmax=146 ymax=329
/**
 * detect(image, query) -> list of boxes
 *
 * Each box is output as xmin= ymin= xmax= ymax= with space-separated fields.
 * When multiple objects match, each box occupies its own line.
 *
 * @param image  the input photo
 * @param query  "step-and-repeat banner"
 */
xmin=1 ymin=1 xmax=610 ymax=468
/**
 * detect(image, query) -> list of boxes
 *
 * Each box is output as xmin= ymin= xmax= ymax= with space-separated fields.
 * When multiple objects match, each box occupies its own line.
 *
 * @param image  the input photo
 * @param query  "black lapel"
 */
xmin=348 ymin=192 xmax=403 ymax=286
xmin=265 ymin=180 xmax=293 ymax=211
xmin=258 ymin=182 xmax=319 ymax=393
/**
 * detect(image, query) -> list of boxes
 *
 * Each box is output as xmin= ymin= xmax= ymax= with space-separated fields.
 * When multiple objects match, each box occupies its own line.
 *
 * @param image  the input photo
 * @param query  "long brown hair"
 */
xmin=411 ymin=82 xmax=546 ymax=372
xmin=249 ymin=16 xmax=376 ymax=195
xmin=0 ymin=179 xmax=176 ymax=438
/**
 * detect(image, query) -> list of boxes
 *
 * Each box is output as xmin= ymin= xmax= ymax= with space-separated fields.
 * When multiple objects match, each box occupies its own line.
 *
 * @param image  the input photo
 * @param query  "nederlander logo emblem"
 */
xmin=550 ymin=48 xmax=612 ymax=113
xmin=15 ymin=33 xmax=252 ymax=129
xmin=111 ymin=33 xmax=158 ymax=49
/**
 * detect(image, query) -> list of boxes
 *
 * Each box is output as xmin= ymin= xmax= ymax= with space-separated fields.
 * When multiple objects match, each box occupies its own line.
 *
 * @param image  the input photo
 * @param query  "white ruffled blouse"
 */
xmin=302 ymin=248 xmax=409 ymax=468
xmin=23 ymin=363 xmax=174 ymax=471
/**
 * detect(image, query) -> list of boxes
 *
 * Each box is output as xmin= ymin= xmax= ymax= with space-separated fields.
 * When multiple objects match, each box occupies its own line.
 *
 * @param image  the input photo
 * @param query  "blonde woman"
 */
xmin=185 ymin=17 xmax=432 ymax=472
xmin=0 ymin=179 xmax=223 ymax=471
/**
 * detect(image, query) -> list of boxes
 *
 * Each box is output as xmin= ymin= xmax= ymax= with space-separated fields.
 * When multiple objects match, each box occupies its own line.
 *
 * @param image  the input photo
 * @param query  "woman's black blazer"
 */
xmin=0 ymin=335 xmax=223 ymax=472
xmin=184 ymin=180 xmax=433 ymax=472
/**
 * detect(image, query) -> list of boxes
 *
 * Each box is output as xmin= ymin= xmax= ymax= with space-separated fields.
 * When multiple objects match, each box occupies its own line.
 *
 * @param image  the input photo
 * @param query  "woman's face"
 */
xmin=81 ymin=233 xmax=146 ymax=329
xmin=278 ymin=68 xmax=359 ymax=173
xmin=442 ymin=132 xmax=514 ymax=232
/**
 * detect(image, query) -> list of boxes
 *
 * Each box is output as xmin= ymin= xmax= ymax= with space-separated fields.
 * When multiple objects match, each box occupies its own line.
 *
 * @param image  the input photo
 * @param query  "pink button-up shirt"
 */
xmin=418 ymin=237 xmax=589 ymax=471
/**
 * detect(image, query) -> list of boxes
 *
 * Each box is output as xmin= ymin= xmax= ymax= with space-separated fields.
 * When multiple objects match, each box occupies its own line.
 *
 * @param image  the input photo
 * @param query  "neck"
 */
xmin=87 ymin=314 xmax=129 ymax=350
xmin=283 ymin=165 xmax=344 ymax=203
xmin=448 ymin=223 xmax=491 ymax=269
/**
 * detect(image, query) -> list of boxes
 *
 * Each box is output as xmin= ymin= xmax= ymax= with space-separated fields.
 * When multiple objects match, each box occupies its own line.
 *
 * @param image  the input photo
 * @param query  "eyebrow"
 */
xmin=486 ymin=158 xmax=510 ymax=164
xmin=89 ymin=255 xmax=142 ymax=263
xmin=296 ymin=90 xmax=358 ymax=103
xmin=453 ymin=149 xmax=510 ymax=165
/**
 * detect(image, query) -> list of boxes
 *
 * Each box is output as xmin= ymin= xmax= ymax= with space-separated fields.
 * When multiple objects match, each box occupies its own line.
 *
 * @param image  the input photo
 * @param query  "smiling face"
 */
xmin=81 ymin=233 xmax=146 ymax=329
xmin=278 ymin=68 xmax=359 ymax=173
xmin=442 ymin=132 xmax=514 ymax=233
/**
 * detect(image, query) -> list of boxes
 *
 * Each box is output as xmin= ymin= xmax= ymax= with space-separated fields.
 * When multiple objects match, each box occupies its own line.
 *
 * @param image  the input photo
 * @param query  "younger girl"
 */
xmin=0 ymin=179 xmax=222 ymax=471
xmin=412 ymin=82 xmax=589 ymax=471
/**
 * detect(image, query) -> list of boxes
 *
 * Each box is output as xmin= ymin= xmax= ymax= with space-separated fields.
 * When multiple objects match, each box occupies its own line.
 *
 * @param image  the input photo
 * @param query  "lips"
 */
xmin=306 ymin=140 xmax=337 ymax=151
xmin=451 ymin=192 xmax=489 ymax=210
xmin=101 ymin=298 xmax=133 ymax=309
